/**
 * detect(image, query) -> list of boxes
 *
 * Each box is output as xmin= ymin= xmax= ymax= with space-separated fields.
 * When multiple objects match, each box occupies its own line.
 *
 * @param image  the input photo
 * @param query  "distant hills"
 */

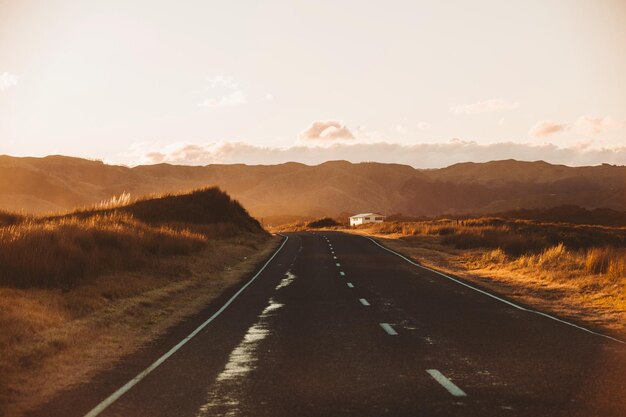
xmin=1 ymin=155 xmax=625 ymax=222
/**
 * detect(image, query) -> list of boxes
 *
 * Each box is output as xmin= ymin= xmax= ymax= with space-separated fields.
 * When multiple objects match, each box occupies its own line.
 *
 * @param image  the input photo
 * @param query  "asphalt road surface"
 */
xmin=29 ymin=231 xmax=626 ymax=417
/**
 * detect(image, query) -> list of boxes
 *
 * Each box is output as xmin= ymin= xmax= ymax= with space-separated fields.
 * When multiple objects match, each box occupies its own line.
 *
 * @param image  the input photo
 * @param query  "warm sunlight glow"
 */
xmin=1 ymin=0 xmax=625 ymax=167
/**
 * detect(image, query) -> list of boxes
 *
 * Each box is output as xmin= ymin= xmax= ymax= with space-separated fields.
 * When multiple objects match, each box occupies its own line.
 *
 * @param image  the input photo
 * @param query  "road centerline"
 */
xmin=359 ymin=298 xmax=370 ymax=306
xmin=426 ymin=369 xmax=467 ymax=397
xmin=379 ymin=323 xmax=398 ymax=335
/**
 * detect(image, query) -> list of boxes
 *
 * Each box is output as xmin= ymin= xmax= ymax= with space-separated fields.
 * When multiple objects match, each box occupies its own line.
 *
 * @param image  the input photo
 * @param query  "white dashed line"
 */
xmin=379 ymin=323 xmax=398 ymax=335
xmin=333 ymin=256 xmax=337 ymax=259
xmin=347 ymin=283 xmax=354 ymax=288
xmin=336 ymin=263 xmax=341 ymax=267
xmin=359 ymin=298 xmax=370 ymax=306
xmin=339 ymin=271 xmax=346 ymax=276
xmin=426 ymin=369 xmax=467 ymax=397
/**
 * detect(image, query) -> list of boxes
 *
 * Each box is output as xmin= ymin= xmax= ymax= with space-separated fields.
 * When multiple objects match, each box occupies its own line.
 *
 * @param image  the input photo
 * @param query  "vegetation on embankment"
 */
xmin=349 ymin=218 xmax=626 ymax=334
xmin=306 ymin=217 xmax=341 ymax=228
xmin=0 ymin=187 xmax=274 ymax=417
xmin=269 ymin=217 xmax=344 ymax=232
xmin=0 ymin=187 xmax=266 ymax=289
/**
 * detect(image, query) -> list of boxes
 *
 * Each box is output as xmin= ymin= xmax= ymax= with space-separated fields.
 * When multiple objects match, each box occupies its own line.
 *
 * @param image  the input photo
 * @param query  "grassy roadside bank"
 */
xmin=1 ymin=235 xmax=279 ymax=417
xmin=0 ymin=187 xmax=277 ymax=417
xmin=342 ymin=220 xmax=625 ymax=337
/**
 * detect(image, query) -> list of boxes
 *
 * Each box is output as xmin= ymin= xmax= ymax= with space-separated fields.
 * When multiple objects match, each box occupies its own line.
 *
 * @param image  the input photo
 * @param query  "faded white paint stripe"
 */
xmin=380 ymin=323 xmax=398 ymax=335
xmin=364 ymin=236 xmax=625 ymax=345
xmin=82 ymin=235 xmax=291 ymax=417
xmin=426 ymin=369 xmax=467 ymax=397
xmin=336 ymin=263 xmax=341 ymax=267
xmin=359 ymin=298 xmax=370 ymax=306
xmin=339 ymin=271 xmax=346 ymax=276
xmin=347 ymin=283 xmax=354 ymax=288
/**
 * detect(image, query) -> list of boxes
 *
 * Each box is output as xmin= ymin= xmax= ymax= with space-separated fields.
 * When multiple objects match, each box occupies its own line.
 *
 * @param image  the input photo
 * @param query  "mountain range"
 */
xmin=1 ymin=155 xmax=624 ymax=222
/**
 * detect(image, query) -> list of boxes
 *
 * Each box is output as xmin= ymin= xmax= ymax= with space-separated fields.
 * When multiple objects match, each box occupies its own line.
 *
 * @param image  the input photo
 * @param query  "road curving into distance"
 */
xmin=28 ymin=232 xmax=626 ymax=417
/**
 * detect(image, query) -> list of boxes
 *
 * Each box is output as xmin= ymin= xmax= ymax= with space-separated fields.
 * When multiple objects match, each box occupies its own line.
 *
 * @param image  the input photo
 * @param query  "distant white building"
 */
xmin=349 ymin=213 xmax=385 ymax=226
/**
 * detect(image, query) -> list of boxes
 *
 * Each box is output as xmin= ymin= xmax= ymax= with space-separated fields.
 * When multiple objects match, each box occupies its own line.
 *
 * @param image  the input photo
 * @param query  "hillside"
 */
xmin=1 ymin=155 xmax=625 ymax=220
xmin=0 ymin=187 xmax=265 ymax=288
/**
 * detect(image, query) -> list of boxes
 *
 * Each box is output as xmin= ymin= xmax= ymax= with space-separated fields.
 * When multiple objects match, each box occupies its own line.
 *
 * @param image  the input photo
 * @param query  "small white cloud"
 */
xmin=530 ymin=120 xmax=569 ymax=138
xmin=0 ymin=72 xmax=19 ymax=91
xmin=265 ymin=93 xmax=274 ymax=101
xmin=395 ymin=124 xmax=407 ymax=134
xmin=199 ymin=90 xmax=247 ymax=108
xmin=299 ymin=120 xmax=355 ymax=141
xmin=574 ymin=116 xmax=624 ymax=136
xmin=198 ymin=75 xmax=247 ymax=108
xmin=450 ymin=99 xmax=520 ymax=114
xmin=207 ymin=75 xmax=238 ymax=89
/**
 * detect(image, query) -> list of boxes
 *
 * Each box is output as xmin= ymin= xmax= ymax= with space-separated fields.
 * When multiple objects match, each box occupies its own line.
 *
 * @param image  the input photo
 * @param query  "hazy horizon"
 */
xmin=1 ymin=0 xmax=625 ymax=168
xmin=2 ymin=149 xmax=626 ymax=170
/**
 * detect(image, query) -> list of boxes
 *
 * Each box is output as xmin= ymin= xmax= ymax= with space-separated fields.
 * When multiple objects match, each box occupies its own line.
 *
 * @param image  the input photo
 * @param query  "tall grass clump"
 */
xmin=0 ymin=213 xmax=205 ymax=289
xmin=584 ymin=247 xmax=626 ymax=276
xmin=0 ymin=187 xmax=268 ymax=289
xmin=307 ymin=217 xmax=340 ymax=228
xmin=515 ymin=245 xmax=626 ymax=279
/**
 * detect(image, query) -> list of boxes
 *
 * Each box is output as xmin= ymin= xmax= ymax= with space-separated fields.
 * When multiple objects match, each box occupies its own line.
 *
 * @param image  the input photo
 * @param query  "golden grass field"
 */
xmin=0 ymin=187 xmax=277 ymax=417
xmin=343 ymin=219 xmax=626 ymax=335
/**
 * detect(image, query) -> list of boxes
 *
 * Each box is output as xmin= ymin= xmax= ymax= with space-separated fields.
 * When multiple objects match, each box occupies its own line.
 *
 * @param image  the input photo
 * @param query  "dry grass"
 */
xmin=0 ymin=187 xmax=265 ymax=289
xmin=0 ymin=186 xmax=273 ymax=416
xmin=0 ymin=213 xmax=206 ymax=288
xmin=347 ymin=218 xmax=626 ymax=334
xmin=0 ymin=235 xmax=277 ymax=417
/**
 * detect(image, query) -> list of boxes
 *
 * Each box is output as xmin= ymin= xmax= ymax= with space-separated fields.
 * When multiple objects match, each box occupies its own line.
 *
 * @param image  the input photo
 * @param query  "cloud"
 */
xmin=530 ymin=120 xmax=569 ymax=138
xmin=199 ymin=90 xmax=246 ymax=108
xmin=298 ymin=120 xmax=355 ymax=141
xmin=198 ymin=75 xmax=247 ymax=108
xmin=450 ymin=99 xmax=519 ymax=114
xmin=395 ymin=124 xmax=407 ymax=134
xmin=0 ymin=72 xmax=19 ymax=91
xmin=574 ymin=116 xmax=624 ymax=136
xmin=206 ymin=75 xmax=238 ymax=89
xmin=128 ymin=140 xmax=626 ymax=169
xmin=395 ymin=122 xmax=429 ymax=134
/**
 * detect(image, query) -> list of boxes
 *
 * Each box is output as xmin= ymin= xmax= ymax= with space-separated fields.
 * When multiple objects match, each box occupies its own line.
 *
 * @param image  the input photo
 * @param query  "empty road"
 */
xmin=30 ymin=232 xmax=626 ymax=417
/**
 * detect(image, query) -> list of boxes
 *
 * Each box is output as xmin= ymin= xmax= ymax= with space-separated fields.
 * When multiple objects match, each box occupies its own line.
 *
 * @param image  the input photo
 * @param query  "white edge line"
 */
xmin=364 ymin=236 xmax=625 ymax=344
xmin=426 ymin=369 xmax=467 ymax=397
xmin=83 ymin=235 xmax=291 ymax=417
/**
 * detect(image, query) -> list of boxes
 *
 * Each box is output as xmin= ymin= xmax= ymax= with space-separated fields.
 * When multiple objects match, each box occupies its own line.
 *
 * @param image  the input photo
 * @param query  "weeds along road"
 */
xmin=29 ymin=232 xmax=626 ymax=417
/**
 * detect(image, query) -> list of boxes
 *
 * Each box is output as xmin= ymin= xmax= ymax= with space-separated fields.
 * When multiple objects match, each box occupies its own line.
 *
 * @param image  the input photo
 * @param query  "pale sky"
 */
xmin=1 ymin=0 xmax=625 ymax=167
